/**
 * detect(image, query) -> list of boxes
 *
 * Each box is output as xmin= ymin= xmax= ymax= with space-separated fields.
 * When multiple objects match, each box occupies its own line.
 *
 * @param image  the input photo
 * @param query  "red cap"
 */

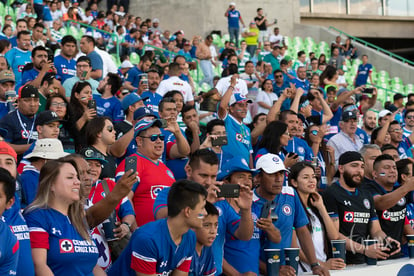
xmin=0 ymin=141 xmax=17 ymax=162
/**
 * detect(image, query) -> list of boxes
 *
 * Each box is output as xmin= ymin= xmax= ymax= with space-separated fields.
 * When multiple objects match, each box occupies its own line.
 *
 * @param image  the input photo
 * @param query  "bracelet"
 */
xmin=310 ymin=262 xmax=320 ymax=269
xmin=122 ymin=222 xmax=131 ymax=230
xmin=228 ymin=86 xmax=235 ymax=90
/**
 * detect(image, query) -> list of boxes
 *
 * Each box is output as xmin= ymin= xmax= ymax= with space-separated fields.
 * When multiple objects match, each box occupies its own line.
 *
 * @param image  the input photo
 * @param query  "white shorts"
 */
xmin=258 ymin=30 xmax=268 ymax=43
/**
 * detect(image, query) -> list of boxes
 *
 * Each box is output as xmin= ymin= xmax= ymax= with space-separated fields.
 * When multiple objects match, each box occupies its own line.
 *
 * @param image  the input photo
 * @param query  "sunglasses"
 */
xmin=140 ymin=134 xmax=165 ymax=141
xmin=275 ymin=75 xmax=283 ymax=78
xmin=107 ymin=126 xmax=114 ymax=132
xmin=407 ymin=115 xmax=414 ymax=120
xmin=311 ymin=130 xmax=318 ymax=136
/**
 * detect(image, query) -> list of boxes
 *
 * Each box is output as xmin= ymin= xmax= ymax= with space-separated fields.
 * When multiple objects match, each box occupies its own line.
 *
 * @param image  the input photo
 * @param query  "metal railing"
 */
xmin=328 ymin=26 xmax=414 ymax=67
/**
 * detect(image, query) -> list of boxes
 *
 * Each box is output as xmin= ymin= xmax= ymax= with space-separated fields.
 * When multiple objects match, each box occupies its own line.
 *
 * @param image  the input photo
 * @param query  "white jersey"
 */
xmin=215 ymin=75 xmax=248 ymax=96
xmin=156 ymin=76 xmax=194 ymax=103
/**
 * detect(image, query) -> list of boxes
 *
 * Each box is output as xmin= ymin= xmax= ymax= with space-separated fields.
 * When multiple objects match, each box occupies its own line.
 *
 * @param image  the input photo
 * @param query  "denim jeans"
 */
xmin=228 ymin=27 xmax=240 ymax=47
xmin=199 ymin=59 xmax=214 ymax=87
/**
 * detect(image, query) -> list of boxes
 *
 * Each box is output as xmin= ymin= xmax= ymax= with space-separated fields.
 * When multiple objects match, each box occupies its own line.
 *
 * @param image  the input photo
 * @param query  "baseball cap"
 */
xmin=229 ymin=93 xmax=252 ymax=106
xmin=0 ymin=141 xmax=17 ymax=161
xmin=341 ymin=110 xmax=357 ymax=122
xmin=24 ymin=139 xmax=69 ymax=160
xmin=134 ymin=107 xmax=157 ymax=121
xmin=339 ymin=151 xmax=364 ymax=165
xmin=256 ymin=153 xmax=288 ymax=174
xmin=229 ymin=2 xmax=236 ymax=6
xmin=152 ymin=18 xmax=159 ymax=23
xmin=134 ymin=118 xmax=162 ymax=137
xmin=121 ymin=93 xmax=148 ymax=111
xmin=394 ymin=93 xmax=405 ymax=101
xmin=217 ymin=156 xmax=258 ymax=181
xmin=378 ymin=109 xmax=392 ymax=119
xmin=120 ymin=60 xmax=133 ymax=69
xmin=184 ymin=41 xmax=191 ymax=46
xmin=0 ymin=70 xmax=15 ymax=83
xmin=35 ymin=111 xmax=62 ymax=126
xmin=79 ymin=147 xmax=108 ymax=164
xmin=283 ymin=56 xmax=291 ymax=62
xmin=19 ymin=84 xmax=39 ymax=99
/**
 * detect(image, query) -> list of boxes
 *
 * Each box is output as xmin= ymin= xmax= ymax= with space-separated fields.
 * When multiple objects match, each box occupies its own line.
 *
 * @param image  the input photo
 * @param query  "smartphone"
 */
xmin=199 ymin=98 xmax=219 ymax=112
xmin=216 ymin=184 xmax=240 ymax=198
xmin=82 ymin=71 xmax=87 ymax=78
xmin=87 ymin=99 xmax=96 ymax=110
xmin=287 ymin=152 xmax=298 ymax=158
xmin=363 ymin=88 xmax=374 ymax=94
xmin=260 ymin=200 xmax=272 ymax=219
xmin=141 ymin=73 xmax=148 ymax=86
xmin=48 ymin=53 xmax=54 ymax=63
xmin=211 ymin=136 xmax=228 ymax=147
xmin=311 ymin=156 xmax=319 ymax=167
xmin=160 ymin=119 xmax=168 ymax=128
xmin=125 ymin=156 xmax=137 ymax=176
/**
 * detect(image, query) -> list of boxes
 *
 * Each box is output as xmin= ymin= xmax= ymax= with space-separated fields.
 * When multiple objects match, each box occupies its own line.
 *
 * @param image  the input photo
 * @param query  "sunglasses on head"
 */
xmin=140 ymin=134 xmax=165 ymax=141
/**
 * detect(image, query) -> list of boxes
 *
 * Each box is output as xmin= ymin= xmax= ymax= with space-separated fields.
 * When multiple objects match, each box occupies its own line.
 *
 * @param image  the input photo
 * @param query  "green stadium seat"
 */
xmin=130 ymin=52 xmax=140 ymax=65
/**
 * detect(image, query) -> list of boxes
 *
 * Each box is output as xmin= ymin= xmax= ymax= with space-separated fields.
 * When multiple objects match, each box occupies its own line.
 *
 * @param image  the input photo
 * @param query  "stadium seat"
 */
xmin=130 ymin=52 xmax=140 ymax=64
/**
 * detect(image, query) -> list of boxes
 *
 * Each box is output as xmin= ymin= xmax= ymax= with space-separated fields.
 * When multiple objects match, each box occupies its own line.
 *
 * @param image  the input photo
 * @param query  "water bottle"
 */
xmin=5 ymin=90 xmax=16 ymax=113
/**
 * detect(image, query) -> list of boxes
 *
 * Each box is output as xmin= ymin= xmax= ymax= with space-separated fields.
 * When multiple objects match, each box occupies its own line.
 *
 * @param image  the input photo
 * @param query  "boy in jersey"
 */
xmin=190 ymin=201 xmax=218 ymax=276
xmin=0 ymin=168 xmax=19 ymax=276
xmin=108 ymin=179 xmax=207 ymax=275
xmin=323 ymin=151 xmax=400 ymax=264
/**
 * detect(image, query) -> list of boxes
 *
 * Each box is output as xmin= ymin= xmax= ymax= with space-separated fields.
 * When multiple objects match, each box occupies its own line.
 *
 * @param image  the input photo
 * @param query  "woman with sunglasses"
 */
xmin=85 ymin=116 xmax=117 ymax=179
xmin=304 ymin=124 xmax=335 ymax=189
xmin=288 ymin=162 xmax=345 ymax=273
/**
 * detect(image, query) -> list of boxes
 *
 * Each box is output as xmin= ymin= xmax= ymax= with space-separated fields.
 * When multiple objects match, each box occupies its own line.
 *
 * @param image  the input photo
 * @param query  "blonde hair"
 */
xmin=25 ymin=159 xmax=90 ymax=241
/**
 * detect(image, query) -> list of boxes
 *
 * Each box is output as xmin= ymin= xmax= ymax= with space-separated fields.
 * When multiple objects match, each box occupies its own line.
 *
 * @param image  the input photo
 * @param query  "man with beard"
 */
xmin=327 ymin=110 xmax=363 ymax=165
xmin=362 ymin=154 xmax=414 ymax=254
xmin=322 ymin=151 xmax=399 ymax=264
xmin=21 ymin=46 xmax=56 ymax=89
xmin=140 ymin=68 xmax=163 ymax=117
xmin=362 ymin=110 xmax=377 ymax=137
xmin=403 ymin=109 xmax=414 ymax=137
xmin=360 ymin=144 xmax=382 ymax=186
xmin=93 ymin=72 xmax=123 ymax=123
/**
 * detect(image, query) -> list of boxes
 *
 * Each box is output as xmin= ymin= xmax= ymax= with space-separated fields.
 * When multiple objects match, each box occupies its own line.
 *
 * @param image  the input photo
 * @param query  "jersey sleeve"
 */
xmin=90 ymin=54 xmax=103 ymax=72
xmin=153 ymin=187 xmax=169 ymax=219
xmin=130 ymin=234 xmax=158 ymax=274
xmin=125 ymin=69 xmax=137 ymax=85
xmin=223 ymin=201 xmax=242 ymax=236
xmin=322 ymin=188 xmax=339 ymax=218
xmin=24 ymin=210 xmax=50 ymax=249
xmin=0 ymin=223 xmax=19 ymax=276
xmin=165 ymin=132 xmax=177 ymax=160
xmin=118 ymin=197 xmax=135 ymax=218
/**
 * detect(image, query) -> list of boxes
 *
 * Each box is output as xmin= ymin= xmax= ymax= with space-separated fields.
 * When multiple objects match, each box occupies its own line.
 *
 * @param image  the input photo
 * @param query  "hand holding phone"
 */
xmin=125 ymin=156 xmax=137 ymax=177
xmin=216 ymin=184 xmax=240 ymax=198
xmin=211 ymin=136 xmax=228 ymax=147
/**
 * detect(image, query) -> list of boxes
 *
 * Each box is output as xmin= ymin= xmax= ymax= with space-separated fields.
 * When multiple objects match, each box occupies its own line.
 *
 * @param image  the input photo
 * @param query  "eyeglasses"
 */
xmin=264 ymin=44 xmax=270 ymax=46
xmin=106 ymin=126 xmax=114 ymax=132
xmin=283 ymin=132 xmax=290 ymax=136
xmin=140 ymin=134 xmax=165 ymax=141
xmin=407 ymin=115 xmax=414 ymax=120
xmin=275 ymin=75 xmax=283 ymax=78
xmin=51 ymin=102 xmax=67 ymax=107
xmin=390 ymin=128 xmax=402 ymax=133
xmin=311 ymin=130 xmax=318 ymax=136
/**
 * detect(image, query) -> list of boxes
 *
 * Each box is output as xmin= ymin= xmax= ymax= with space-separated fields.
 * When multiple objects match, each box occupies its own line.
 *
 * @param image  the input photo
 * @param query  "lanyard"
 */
xmin=17 ymin=110 xmax=36 ymax=144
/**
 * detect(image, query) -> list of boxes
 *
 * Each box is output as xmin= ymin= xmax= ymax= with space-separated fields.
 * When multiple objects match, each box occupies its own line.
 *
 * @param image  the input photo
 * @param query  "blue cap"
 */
xmin=121 ymin=93 xmax=149 ymax=111
xmin=134 ymin=118 xmax=162 ymax=137
xmin=229 ymin=93 xmax=253 ymax=106
xmin=134 ymin=107 xmax=157 ymax=121
xmin=217 ymin=156 xmax=258 ymax=181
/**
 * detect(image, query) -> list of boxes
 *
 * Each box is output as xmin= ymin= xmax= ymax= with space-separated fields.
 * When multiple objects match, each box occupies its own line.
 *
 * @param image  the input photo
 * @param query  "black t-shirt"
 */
xmin=58 ymin=122 xmax=76 ymax=154
xmin=91 ymin=146 xmax=117 ymax=179
xmin=185 ymin=125 xmax=207 ymax=148
xmin=322 ymin=182 xmax=377 ymax=264
xmin=254 ymin=16 xmax=267 ymax=31
xmin=362 ymin=181 xmax=406 ymax=245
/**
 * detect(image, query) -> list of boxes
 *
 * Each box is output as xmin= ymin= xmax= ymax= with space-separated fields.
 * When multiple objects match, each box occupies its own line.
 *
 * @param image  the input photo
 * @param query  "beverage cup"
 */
xmin=331 ymin=240 xmax=346 ymax=262
xmin=284 ymin=248 xmax=300 ymax=275
xmin=406 ymin=235 xmax=414 ymax=258
xmin=264 ymin=248 xmax=281 ymax=276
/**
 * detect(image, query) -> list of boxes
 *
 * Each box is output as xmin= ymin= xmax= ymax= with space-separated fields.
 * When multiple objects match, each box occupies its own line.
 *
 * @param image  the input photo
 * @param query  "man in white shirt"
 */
xmin=268 ymin=27 xmax=284 ymax=48
xmin=213 ymin=64 xmax=248 ymax=96
xmin=156 ymin=62 xmax=194 ymax=105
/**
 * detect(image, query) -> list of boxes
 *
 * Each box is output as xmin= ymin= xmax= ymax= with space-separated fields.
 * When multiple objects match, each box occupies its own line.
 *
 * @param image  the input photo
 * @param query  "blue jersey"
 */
xmin=227 ymin=10 xmax=241 ymax=28
xmin=162 ymin=128 xmax=188 ymax=180
xmin=21 ymin=68 xmax=39 ymax=86
xmin=189 ymin=246 xmax=216 ymax=276
xmin=93 ymin=94 xmax=124 ymax=123
xmin=5 ymin=47 xmax=31 ymax=84
xmin=356 ymin=127 xmax=369 ymax=145
xmin=221 ymin=114 xmax=253 ymax=166
xmin=24 ymin=208 xmax=99 ymax=276
xmin=0 ymin=101 xmax=8 ymax=118
xmin=125 ymin=66 xmax=144 ymax=88
xmin=153 ymin=186 xmax=169 ymax=219
xmin=285 ymin=136 xmax=314 ymax=162
xmin=2 ymin=195 xmax=34 ymax=276
xmin=355 ymin=63 xmax=372 ymax=87
xmin=20 ymin=165 xmax=40 ymax=208
xmin=108 ymin=219 xmax=194 ymax=275
xmin=253 ymin=187 xmax=309 ymax=264
xmin=213 ymin=200 xmax=241 ymax=275
xmin=141 ymin=91 xmax=162 ymax=117
xmin=292 ymin=78 xmax=310 ymax=94
xmin=54 ymin=55 xmax=76 ymax=83
xmin=224 ymin=200 xmax=263 ymax=274
xmin=0 ymin=220 xmax=19 ymax=276
xmin=87 ymin=51 xmax=103 ymax=81
xmin=9 ymin=36 xmax=17 ymax=47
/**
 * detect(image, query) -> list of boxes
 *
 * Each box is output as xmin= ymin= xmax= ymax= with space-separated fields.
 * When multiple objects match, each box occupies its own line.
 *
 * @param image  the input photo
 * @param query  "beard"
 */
xmin=364 ymin=122 xmax=375 ymax=131
xmin=343 ymin=170 xmax=362 ymax=188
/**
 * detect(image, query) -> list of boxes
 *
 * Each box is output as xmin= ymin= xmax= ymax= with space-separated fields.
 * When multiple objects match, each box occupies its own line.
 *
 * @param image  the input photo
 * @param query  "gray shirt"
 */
xmin=327 ymin=131 xmax=363 ymax=165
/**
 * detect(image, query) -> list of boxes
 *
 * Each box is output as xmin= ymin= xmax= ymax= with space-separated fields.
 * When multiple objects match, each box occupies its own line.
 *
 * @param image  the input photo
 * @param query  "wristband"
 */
xmin=310 ymin=262 xmax=320 ymax=269
xmin=228 ymin=86 xmax=235 ymax=90
xmin=122 ymin=222 xmax=131 ymax=230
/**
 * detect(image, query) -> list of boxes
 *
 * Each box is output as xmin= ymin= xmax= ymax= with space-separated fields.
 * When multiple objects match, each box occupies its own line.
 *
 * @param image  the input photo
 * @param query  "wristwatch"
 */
xmin=310 ymin=262 xmax=320 ymax=269
xmin=122 ymin=222 xmax=131 ymax=230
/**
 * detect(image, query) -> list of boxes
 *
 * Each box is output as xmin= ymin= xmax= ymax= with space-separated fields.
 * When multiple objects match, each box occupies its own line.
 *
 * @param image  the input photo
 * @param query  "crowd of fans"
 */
xmin=1 ymin=0 xmax=414 ymax=275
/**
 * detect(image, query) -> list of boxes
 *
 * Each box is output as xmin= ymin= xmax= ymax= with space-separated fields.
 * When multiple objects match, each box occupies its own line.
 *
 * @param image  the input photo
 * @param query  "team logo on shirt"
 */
xmin=298 ymin=147 xmax=304 ymax=154
xmin=397 ymin=197 xmax=406 ymax=206
xmin=150 ymin=185 xmax=168 ymax=199
xmin=399 ymin=147 xmax=405 ymax=154
xmin=216 ymin=206 xmax=223 ymax=216
xmin=343 ymin=211 xmax=354 ymax=222
xmin=18 ymin=65 xmax=25 ymax=72
xmin=282 ymin=204 xmax=292 ymax=216
xmin=236 ymin=133 xmax=243 ymax=141
xmin=382 ymin=210 xmax=391 ymax=221
xmin=363 ymin=199 xmax=370 ymax=209
xmin=104 ymin=102 xmax=111 ymax=108
xmin=60 ymin=239 xmax=74 ymax=253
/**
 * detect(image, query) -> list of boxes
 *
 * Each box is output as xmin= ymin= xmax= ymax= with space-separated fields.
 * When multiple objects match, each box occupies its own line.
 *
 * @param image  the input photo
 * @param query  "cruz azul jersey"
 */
xmin=322 ymin=182 xmax=377 ymax=264
xmin=5 ymin=47 xmax=31 ymax=84
xmin=107 ymin=219 xmax=194 ymax=275
xmin=115 ymin=153 xmax=175 ymax=226
xmin=54 ymin=55 xmax=76 ymax=83
xmin=0 ymin=219 xmax=19 ymax=275
xmin=189 ymin=245 xmax=216 ymax=276
xmin=362 ymin=182 xmax=407 ymax=243
xmin=24 ymin=208 xmax=99 ymax=275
